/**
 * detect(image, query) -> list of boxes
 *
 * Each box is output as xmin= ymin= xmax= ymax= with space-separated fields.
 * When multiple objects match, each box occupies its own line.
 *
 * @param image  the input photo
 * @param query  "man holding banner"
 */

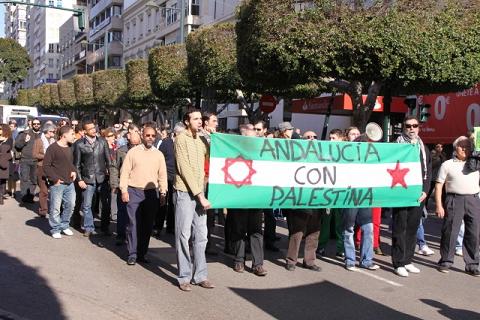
xmin=174 ymin=109 xmax=214 ymax=292
xmin=392 ymin=116 xmax=432 ymax=277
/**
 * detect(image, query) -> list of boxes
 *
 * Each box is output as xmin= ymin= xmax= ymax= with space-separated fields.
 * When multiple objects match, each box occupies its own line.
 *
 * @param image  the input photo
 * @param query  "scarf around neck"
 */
xmin=396 ymin=133 xmax=427 ymax=180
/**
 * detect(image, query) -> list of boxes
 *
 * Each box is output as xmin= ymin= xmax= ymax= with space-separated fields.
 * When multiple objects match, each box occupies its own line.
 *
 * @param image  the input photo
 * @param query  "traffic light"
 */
xmin=404 ymin=97 xmax=417 ymax=116
xmin=419 ymin=104 xmax=431 ymax=123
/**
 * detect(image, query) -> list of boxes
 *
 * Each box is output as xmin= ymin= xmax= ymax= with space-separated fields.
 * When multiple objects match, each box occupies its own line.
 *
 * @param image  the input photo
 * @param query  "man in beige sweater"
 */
xmin=174 ymin=109 xmax=213 ymax=291
xmin=120 ymin=126 xmax=167 ymax=265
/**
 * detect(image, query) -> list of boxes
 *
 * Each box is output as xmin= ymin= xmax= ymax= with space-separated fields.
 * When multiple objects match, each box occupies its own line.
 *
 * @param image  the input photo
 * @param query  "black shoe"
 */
xmin=303 ymin=263 xmax=322 ymax=272
xmin=336 ymin=252 xmax=345 ymax=259
xmin=206 ymin=247 xmax=219 ymax=256
xmin=115 ymin=237 xmax=126 ymax=246
xmin=315 ymin=248 xmax=326 ymax=258
xmin=465 ymin=269 xmax=480 ymax=277
xmin=285 ymin=263 xmax=296 ymax=271
xmin=137 ymin=256 xmax=150 ymax=264
xmin=127 ymin=257 xmax=136 ymax=265
xmin=101 ymin=230 xmax=112 ymax=236
xmin=265 ymin=243 xmax=280 ymax=252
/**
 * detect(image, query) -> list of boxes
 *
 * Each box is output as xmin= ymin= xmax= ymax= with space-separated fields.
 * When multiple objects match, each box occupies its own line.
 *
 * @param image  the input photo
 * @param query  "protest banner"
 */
xmin=208 ymin=133 xmax=422 ymax=209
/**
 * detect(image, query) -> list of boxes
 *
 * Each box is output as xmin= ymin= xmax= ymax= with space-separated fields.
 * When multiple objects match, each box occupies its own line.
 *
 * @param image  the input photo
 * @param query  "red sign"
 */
xmin=419 ymin=84 xmax=480 ymax=144
xmin=259 ymin=95 xmax=277 ymax=113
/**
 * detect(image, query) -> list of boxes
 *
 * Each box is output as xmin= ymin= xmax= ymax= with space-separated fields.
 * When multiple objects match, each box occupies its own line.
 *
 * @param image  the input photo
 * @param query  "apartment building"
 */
xmin=122 ymin=0 xmax=239 ymax=63
xmin=25 ymin=0 xmax=79 ymax=88
xmin=4 ymin=4 xmax=28 ymax=47
xmin=59 ymin=8 xmax=88 ymax=79
xmin=86 ymin=0 xmax=124 ymax=70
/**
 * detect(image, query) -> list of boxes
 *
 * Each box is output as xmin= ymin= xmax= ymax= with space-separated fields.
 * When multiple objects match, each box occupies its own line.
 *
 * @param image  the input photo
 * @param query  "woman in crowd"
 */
xmin=0 ymin=124 xmax=13 ymax=205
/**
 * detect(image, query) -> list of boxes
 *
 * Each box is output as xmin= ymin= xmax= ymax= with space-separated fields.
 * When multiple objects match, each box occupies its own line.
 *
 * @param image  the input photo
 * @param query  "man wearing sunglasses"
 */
xmin=120 ymin=126 xmax=167 ymax=265
xmin=392 ymin=116 xmax=432 ymax=277
xmin=15 ymin=118 xmax=42 ymax=203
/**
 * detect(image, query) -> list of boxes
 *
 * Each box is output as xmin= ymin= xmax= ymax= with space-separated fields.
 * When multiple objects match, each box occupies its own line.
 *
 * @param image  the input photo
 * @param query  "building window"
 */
xmin=111 ymin=56 xmax=121 ymax=67
xmin=112 ymin=5 xmax=122 ymax=16
xmin=191 ymin=0 xmax=200 ymax=16
xmin=166 ymin=4 xmax=178 ymax=25
xmin=48 ymin=0 xmax=54 ymax=6
xmin=48 ymin=73 xmax=54 ymax=79
xmin=48 ymin=59 xmax=54 ymax=67
xmin=57 ymin=0 xmax=62 ymax=8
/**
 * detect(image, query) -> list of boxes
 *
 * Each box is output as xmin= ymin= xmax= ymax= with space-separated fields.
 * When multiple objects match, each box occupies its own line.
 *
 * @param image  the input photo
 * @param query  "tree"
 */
xmin=57 ymin=79 xmax=76 ymax=109
xmin=28 ymin=88 xmax=40 ymax=106
xmin=236 ymin=0 xmax=480 ymax=130
xmin=0 ymin=38 xmax=32 ymax=88
xmin=49 ymin=84 xmax=60 ymax=109
xmin=73 ymin=74 xmax=94 ymax=107
xmin=148 ymin=44 xmax=192 ymax=105
xmin=38 ymin=84 xmax=51 ymax=108
xmin=125 ymin=59 xmax=160 ymax=122
xmin=16 ymin=89 xmax=29 ymax=105
xmin=93 ymin=70 xmax=127 ymax=107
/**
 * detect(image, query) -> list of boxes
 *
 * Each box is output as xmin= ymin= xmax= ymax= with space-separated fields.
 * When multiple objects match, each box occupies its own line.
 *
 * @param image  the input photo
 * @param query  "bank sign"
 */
xmin=419 ymin=84 xmax=480 ymax=144
xmin=208 ymin=134 xmax=423 ymax=209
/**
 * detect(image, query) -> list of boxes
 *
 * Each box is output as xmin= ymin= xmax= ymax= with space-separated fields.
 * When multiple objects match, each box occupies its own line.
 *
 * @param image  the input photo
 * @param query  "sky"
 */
xmin=0 ymin=6 xmax=4 ymax=37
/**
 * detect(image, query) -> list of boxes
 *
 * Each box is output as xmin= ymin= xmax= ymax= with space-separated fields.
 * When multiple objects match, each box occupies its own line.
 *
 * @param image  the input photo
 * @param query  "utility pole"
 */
xmin=104 ymin=32 xmax=108 ymax=70
xmin=179 ymin=0 xmax=185 ymax=43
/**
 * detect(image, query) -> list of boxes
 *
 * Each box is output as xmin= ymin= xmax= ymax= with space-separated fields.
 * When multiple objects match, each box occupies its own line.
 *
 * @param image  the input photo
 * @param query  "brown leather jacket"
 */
xmin=32 ymin=137 xmax=45 ymax=166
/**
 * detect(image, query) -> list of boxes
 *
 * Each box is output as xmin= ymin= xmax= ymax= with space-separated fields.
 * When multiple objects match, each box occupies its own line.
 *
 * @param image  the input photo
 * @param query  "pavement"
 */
xmin=0 ymin=195 xmax=479 ymax=320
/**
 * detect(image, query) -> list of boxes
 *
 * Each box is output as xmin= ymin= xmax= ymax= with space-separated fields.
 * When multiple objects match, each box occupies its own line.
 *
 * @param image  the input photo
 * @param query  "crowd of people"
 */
xmin=0 ymin=110 xmax=479 ymax=293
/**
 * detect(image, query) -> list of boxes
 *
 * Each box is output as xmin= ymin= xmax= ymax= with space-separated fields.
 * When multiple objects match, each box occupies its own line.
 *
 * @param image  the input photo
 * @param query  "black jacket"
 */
xmin=15 ymin=128 xmax=41 ymax=161
xmin=158 ymin=137 xmax=175 ymax=181
xmin=73 ymin=136 xmax=111 ymax=184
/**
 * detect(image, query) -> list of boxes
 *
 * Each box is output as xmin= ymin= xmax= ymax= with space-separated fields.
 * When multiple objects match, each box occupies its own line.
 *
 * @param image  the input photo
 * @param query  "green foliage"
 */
xmin=57 ymin=80 xmax=76 ymax=108
xmin=148 ymin=44 xmax=191 ymax=103
xmin=93 ymin=70 xmax=127 ymax=106
xmin=16 ymin=89 xmax=29 ymax=105
xmin=28 ymin=88 xmax=40 ymax=106
xmin=38 ymin=85 xmax=51 ymax=107
xmin=49 ymin=84 xmax=60 ymax=108
xmin=125 ymin=59 xmax=156 ymax=106
xmin=186 ymin=23 xmax=241 ymax=93
xmin=73 ymin=74 xmax=94 ymax=106
xmin=236 ymin=0 xmax=480 ymax=95
xmin=0 ymin=38 xmax=32 ymax=85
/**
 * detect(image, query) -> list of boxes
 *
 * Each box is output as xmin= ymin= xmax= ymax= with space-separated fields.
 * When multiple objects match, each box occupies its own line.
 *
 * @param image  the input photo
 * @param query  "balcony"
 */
xmin=86 ymin=41 xmax=123 ymax=65
xmin=90 ymin=0 xmax=122 ymax=20
xmin=89 ymin=16 xmax=123 ymax=42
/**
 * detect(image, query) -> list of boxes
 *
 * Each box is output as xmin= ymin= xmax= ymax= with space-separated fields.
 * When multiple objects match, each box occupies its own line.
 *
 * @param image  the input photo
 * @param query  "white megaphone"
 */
xmin=365 ymin=122 xmax=383 ymax=142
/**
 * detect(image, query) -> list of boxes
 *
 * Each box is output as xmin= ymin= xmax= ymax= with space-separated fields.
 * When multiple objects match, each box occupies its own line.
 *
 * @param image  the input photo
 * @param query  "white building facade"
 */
xmin=122 ymin=0 xmax=239 ymax=63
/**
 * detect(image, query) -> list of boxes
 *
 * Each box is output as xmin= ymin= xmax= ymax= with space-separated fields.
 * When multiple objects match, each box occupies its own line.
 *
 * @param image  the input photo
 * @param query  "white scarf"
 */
xmin=396 ymin=133 xmax=427 ymax=180
xmin=41 ymin=133 xmax=53 ymax=153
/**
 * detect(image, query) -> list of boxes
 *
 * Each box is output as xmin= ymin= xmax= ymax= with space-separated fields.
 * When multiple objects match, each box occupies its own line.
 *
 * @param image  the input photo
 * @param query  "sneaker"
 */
xmin=52 ymin=233 xmax=62 ymax=239
xmin=418 ymin=246 xmax=434 ymax=256
xmin=361 ymin=263 xmax=380 ymax=271
xmin=404 ymin=263 xmax=420 ymax=274
xmin=285 ymin=263 xmax=296 ymax=271
xmin=233 ymin=262 xmax=245 ymax=273
xmin=394 ymin=267 xmax=409 ymax=277
xmin=62 ymin=228 xmax=74 ymax=236
xmin=302 ymin=262 xmax=322 ymax=272
xmin=253 ymin=265 xmax=268 ymax=276
xmin=455 ymin=249 xmax=463 ymax=257
xmin=437 ymin=265 xmax=450 ymax=273
xmin=465 ymin=269 xmax=480 ymax=277
xmin=374 ymin=247 xmax=385 ymax=256
xmin=345 ymin=265 xmax=357 ymax=271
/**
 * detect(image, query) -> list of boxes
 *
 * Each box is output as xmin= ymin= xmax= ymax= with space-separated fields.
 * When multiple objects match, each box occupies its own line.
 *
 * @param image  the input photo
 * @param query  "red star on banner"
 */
xmin=222 ymin=156 xmax=257 ymax=188
xmin=387 ymin=161 xmax=410 ymax=189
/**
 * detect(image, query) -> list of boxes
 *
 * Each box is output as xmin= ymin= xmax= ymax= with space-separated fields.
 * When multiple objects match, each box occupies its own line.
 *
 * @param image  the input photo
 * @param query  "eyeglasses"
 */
xmin=405 ymin=124 xmax=419 ymax=129
xmin=33 ymin=123 xmax=41 ymax=125
xmin=305 ymin=135 xmax=317 ymax=139
xmin=144 ymin=134 xmax=156 ymax=137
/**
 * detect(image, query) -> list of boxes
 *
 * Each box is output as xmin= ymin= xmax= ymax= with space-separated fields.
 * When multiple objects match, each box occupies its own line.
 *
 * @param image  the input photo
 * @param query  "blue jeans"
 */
xmin=342 ymin=208 xmax=374 ymax=267
xmin=174 ymin=190 xmax=208 ymax=285
xmin=417 ymin=218 xmax=426 ymax=249
xmin=48 ymin=183 xmax=76 ymax=234
xmin=456 ymin=220 xmax=465 ymax=251
xmin=81 ymin=180 xmax=110 ymax=232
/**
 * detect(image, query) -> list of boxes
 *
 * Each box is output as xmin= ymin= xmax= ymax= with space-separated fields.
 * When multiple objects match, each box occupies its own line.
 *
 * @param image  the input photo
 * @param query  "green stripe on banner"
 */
xmin=210 ymin=133 xmax=420 ymax=164
xmin=207 ymin=184 xmax=423 ymax=209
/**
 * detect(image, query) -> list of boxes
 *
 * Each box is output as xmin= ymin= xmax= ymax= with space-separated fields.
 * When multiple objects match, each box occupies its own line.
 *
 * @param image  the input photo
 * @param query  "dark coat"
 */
xmin=73 ymin=136 xmax=111 ymax=184
xmin=0 ymin=139 xmax=13 ymax=180
xmin=158 ymin=137 xmax=175 ymax=181
xmin=15 ymin=128 xmax=41 ymax=161
xmin=109 ymin=144 xmax=128 ymax=189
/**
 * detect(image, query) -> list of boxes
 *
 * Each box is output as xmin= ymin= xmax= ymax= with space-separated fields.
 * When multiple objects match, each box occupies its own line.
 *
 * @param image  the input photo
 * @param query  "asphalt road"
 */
xmin=0 ymin=196 xmax=479 ymax=320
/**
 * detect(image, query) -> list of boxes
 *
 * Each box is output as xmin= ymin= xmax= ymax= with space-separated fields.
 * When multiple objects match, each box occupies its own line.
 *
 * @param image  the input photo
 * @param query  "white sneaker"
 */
xmin=345 ymin=265 xmax=357 ymax=271
xmin=394 ymin=267 xmax=409 ymax=277
xmin=405 ymin=263 xmax=420 ymax=274
xmin=418 ymin=246 xmax=434 ymax=256
xmin=52 ymin=233 xmax=62 ymax=239
xmin=62 ymin=228 xmax=74 ymax=236
xmin=455 ymin=249 xmax=463 ymax=257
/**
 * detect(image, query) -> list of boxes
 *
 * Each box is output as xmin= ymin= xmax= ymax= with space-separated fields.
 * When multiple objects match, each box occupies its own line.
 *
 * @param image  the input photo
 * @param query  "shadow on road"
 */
xmin=421 ymin=299 xmax=480 ymax=320
xmin=25 ymin=216 xmax=51 ymax=236
xmin=0 ymin=251 xmax=66 ymax=320
xmin=230 ymin=281 xmax=421 ymax=320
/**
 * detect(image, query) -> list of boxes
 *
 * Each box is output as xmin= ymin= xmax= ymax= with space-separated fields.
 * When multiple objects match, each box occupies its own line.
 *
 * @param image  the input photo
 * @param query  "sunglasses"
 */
xmin=254 ymin=128 xmax=263 ymax=131
xmin=33 ymin=123 xmax=41 ymax=125
xmin=405 ymin=124 xmax=419 ymax=129
xmin=144 ymin=134 xmax=156 ymax=137
xmin=305 ymin=135 xmax=317 ymax=139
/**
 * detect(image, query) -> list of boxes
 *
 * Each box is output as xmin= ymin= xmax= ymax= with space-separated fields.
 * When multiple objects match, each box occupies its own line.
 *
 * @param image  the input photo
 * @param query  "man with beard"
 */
xmin=120 ymin=126 xmax=167 ymax=265
xmin=15 ymin=118 xmax=42 ymax=203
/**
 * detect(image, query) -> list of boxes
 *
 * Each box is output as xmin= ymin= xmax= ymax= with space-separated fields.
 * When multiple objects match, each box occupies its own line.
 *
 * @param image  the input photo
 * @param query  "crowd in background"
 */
xmin=0 ymin=110 xmax=479 ymax=292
